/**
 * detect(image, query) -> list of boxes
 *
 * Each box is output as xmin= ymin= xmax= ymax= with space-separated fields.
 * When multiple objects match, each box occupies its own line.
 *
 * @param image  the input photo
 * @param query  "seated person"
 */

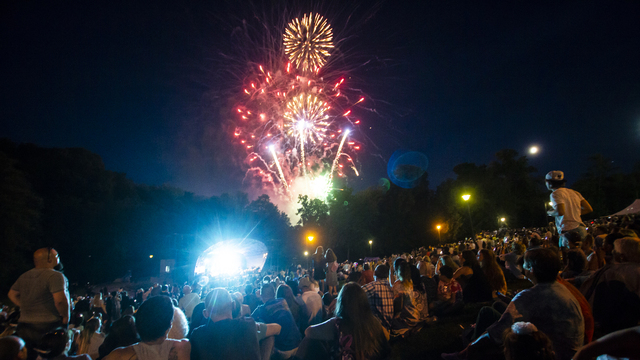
xmin=429 ymin=266 xmax=462 ymax=315
xmin=580 ymin=237 xmax=640 ymax=334
xmin=390 ymin=259 xmax=420 ymax=337
xmin=298 ymin=277 xmax=323 ymax=326
xmin=361 ymin=264 xmax=394 ymax=334
xmin=251 ymin=283 xmax=301 ymax=359
xmin=443 ymin=248 xmax=584 ymax=360
xmin=104 ymin=296 xmax=190 ymax=360
xmin=190 ymin=288 xmax=279 ymax=360
xmin=452 ymin=250 xmax=493 ymax=303
xmin=573 ymin=325 xmax=640 ymax=360
xmin=297 ymin=283 xmax=389 ymax=360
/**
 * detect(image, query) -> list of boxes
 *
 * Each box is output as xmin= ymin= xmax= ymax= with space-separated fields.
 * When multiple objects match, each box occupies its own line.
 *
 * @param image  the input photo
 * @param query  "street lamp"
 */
xmin=304 ymin=251 xmax=309 ymax=270
xmin=369 ymin=240 xmax=373 ymax=255
xmin=462 ymin=194 xmax=475 ymax=238
xmin=500 ymin=217 xmax=506 ymax=222
xmin=436 ymin=225 xmax=442 ymax=243
xmin=307 ymin=235 xmax=314 ymax=242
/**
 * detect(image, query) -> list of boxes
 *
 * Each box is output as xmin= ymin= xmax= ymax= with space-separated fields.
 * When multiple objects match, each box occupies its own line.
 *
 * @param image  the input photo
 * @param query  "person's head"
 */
xmin=107 ymin=315 xmax=139 ymax=346
xmin=461 ymin=250 xmax=480 ymax=268
xmin=298 ymin=276 xmax=312 ymax=292
xmin=0 ymin=336 xmax=27 ymax=360
xmin=523 ymin=248 xmax=562 ymax=284
xmin=566 ymin=232 xmax=581 ymax=249
xmin=260 ymin=283 xmax=276 ymax=302
xmin=613 ymin=237 xmax=640 ymax=263
xmin=33 ymin=247 xmax=60 ymax=269
xmin=503 ymin=322 xmax=556 ymax=360
xmin=512 ymin=242 xmax=526 ymax=255
xmin=363 ymin=263 xmax=370 ymax=271
xmin=34 ymin=329 xmax=73 ymax=359
xmin=244 ymin=284 xmax=254 ymax=296
xmin=203 ymin=288 xmax=233 ymax=322
xmin=545 ymin=170 xmax=566 ymax=191
xmin=565 ymin=250 xmax=587 ymax=273
xmin=315 ymin=246 xmax=324 ymax=255
xmin=528 ymin=236 xmax=543 ymax=249
xmin=135 ymin=295 xmax=174 ymax=342
xmin=276 ymin=283 xmax=294 ymax=302
xmin=373 ymin=264 xmax=389 ymax=281
xmin=394 ymin=259 xmax=412 ymax=285
xmin=325 ymin=248 xmax=337 ymax=262
xmin=478 ymin=249 xmax=496 ymax=267
xmin=439 ymin=265 xmax=454 ymax=282
xmin=581 ymin=234 xmax=594 ymax=251
xmin=604 ymin=232 xmax=625 ymax=253
xmin=183 ymin=285 xmax=192 ymax=295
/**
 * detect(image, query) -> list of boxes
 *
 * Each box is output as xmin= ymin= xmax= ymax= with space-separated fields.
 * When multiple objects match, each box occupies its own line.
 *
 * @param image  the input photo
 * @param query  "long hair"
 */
xmin=335 ymin=283 xmax=387 ymax=360
xmin=77 ymin=317 xmax=100 ymax=355
xmin=479 ymin=249 xmax=507 ymax=293
xmin=440 ymin=255 xmax=459 ymax=272
xmin=315 ymin=246 xmax=324 ymax=255
xmin=461 ymin=250 xmax=480 ymax=268
xmin=325 ymin=248 xmax=337 ymax=262
xmin=276 ymin=284 xmax=300 ymax=320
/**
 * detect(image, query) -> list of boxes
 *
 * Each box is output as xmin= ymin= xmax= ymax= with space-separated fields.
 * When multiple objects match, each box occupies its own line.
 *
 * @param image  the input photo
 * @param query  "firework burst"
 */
xmin=234 ymin=13 xmax=363 ymax=201
xmin=284 ymin=13 xmax=334 ymax=74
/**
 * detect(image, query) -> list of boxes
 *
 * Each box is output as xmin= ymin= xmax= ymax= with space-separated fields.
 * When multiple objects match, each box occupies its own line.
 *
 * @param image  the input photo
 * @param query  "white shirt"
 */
xmin=178 ymin=293 xmax=200 ymax=318
xmin=550 ymin=188 xmax=585 ymax=232
xmin=301 ymin=291 xmax=322 ymax=322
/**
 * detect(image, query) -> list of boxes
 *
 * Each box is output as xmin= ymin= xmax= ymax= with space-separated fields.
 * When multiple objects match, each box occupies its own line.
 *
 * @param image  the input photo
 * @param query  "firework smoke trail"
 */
xmin=269 ymin=146 xmax=288 ymax=190
xmin=329 ymin=129 xmax=349 ymax=182
xmin=234 ymin=12 xmax=365 ymax=202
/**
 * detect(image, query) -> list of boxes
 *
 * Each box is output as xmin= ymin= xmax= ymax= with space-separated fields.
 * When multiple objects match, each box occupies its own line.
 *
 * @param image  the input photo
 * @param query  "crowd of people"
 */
xmin=1 ymin=170 xmax=640 ymax=360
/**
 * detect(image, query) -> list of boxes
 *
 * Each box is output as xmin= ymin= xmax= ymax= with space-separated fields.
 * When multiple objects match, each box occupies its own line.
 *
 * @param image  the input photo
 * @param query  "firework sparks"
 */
xmin=233 ymin=13 xmax=364 ymax=202
xmin=283 ymin=13 xmax=334 ymax=73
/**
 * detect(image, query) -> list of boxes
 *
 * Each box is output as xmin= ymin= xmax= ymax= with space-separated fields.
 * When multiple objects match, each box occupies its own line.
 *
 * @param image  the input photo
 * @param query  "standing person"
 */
xmin=312 ymin=247 xmax=326 ymax=293
xmin=8 ymin=248 xmax=70 ymax=360
xmin=545 ymin=171 xmax=593 ymax=249
xmin=324 ymin=249 xmax=338 ymax=296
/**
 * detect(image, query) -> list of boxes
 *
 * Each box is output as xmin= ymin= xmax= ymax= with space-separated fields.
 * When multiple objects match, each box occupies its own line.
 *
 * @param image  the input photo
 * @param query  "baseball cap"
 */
xmin=298 ymin=276 xmax=311 ymax=289
xmin=545 ymin=171 xmax=564 ymax=181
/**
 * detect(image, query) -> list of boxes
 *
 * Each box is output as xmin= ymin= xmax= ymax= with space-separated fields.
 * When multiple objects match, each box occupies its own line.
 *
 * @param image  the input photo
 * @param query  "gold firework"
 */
xmin=283 ymin=93 xmax=330 ymax=144
xmin=283 ymin=13 xmax=334 ymax=73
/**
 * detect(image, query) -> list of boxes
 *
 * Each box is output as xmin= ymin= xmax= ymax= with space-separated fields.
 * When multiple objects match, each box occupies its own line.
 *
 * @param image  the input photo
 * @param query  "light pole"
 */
xmin=462 ymin=194 xmax=475 ymax=239
xmin=304 ymin=251 xmax=309 ymax=270
xmin=436 ymin=225 xmax=442 ymax=243
xmin=369 ymin=240 xmax=373 ymax=255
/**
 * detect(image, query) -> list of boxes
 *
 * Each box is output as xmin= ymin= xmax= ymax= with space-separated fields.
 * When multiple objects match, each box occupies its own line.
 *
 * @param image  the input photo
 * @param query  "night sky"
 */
xmin=2 ymin=1 xmax=639 ymax=197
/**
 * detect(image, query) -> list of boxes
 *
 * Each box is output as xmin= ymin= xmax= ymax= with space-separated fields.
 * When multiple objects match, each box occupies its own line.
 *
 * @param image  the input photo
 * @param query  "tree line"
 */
xmin=1 ymin=139 xmax=638 ymax=293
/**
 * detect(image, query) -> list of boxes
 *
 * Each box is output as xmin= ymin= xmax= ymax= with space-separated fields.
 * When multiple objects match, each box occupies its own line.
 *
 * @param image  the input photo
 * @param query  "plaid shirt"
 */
xmin=362 ymin=279 xmax=394 ymax=330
